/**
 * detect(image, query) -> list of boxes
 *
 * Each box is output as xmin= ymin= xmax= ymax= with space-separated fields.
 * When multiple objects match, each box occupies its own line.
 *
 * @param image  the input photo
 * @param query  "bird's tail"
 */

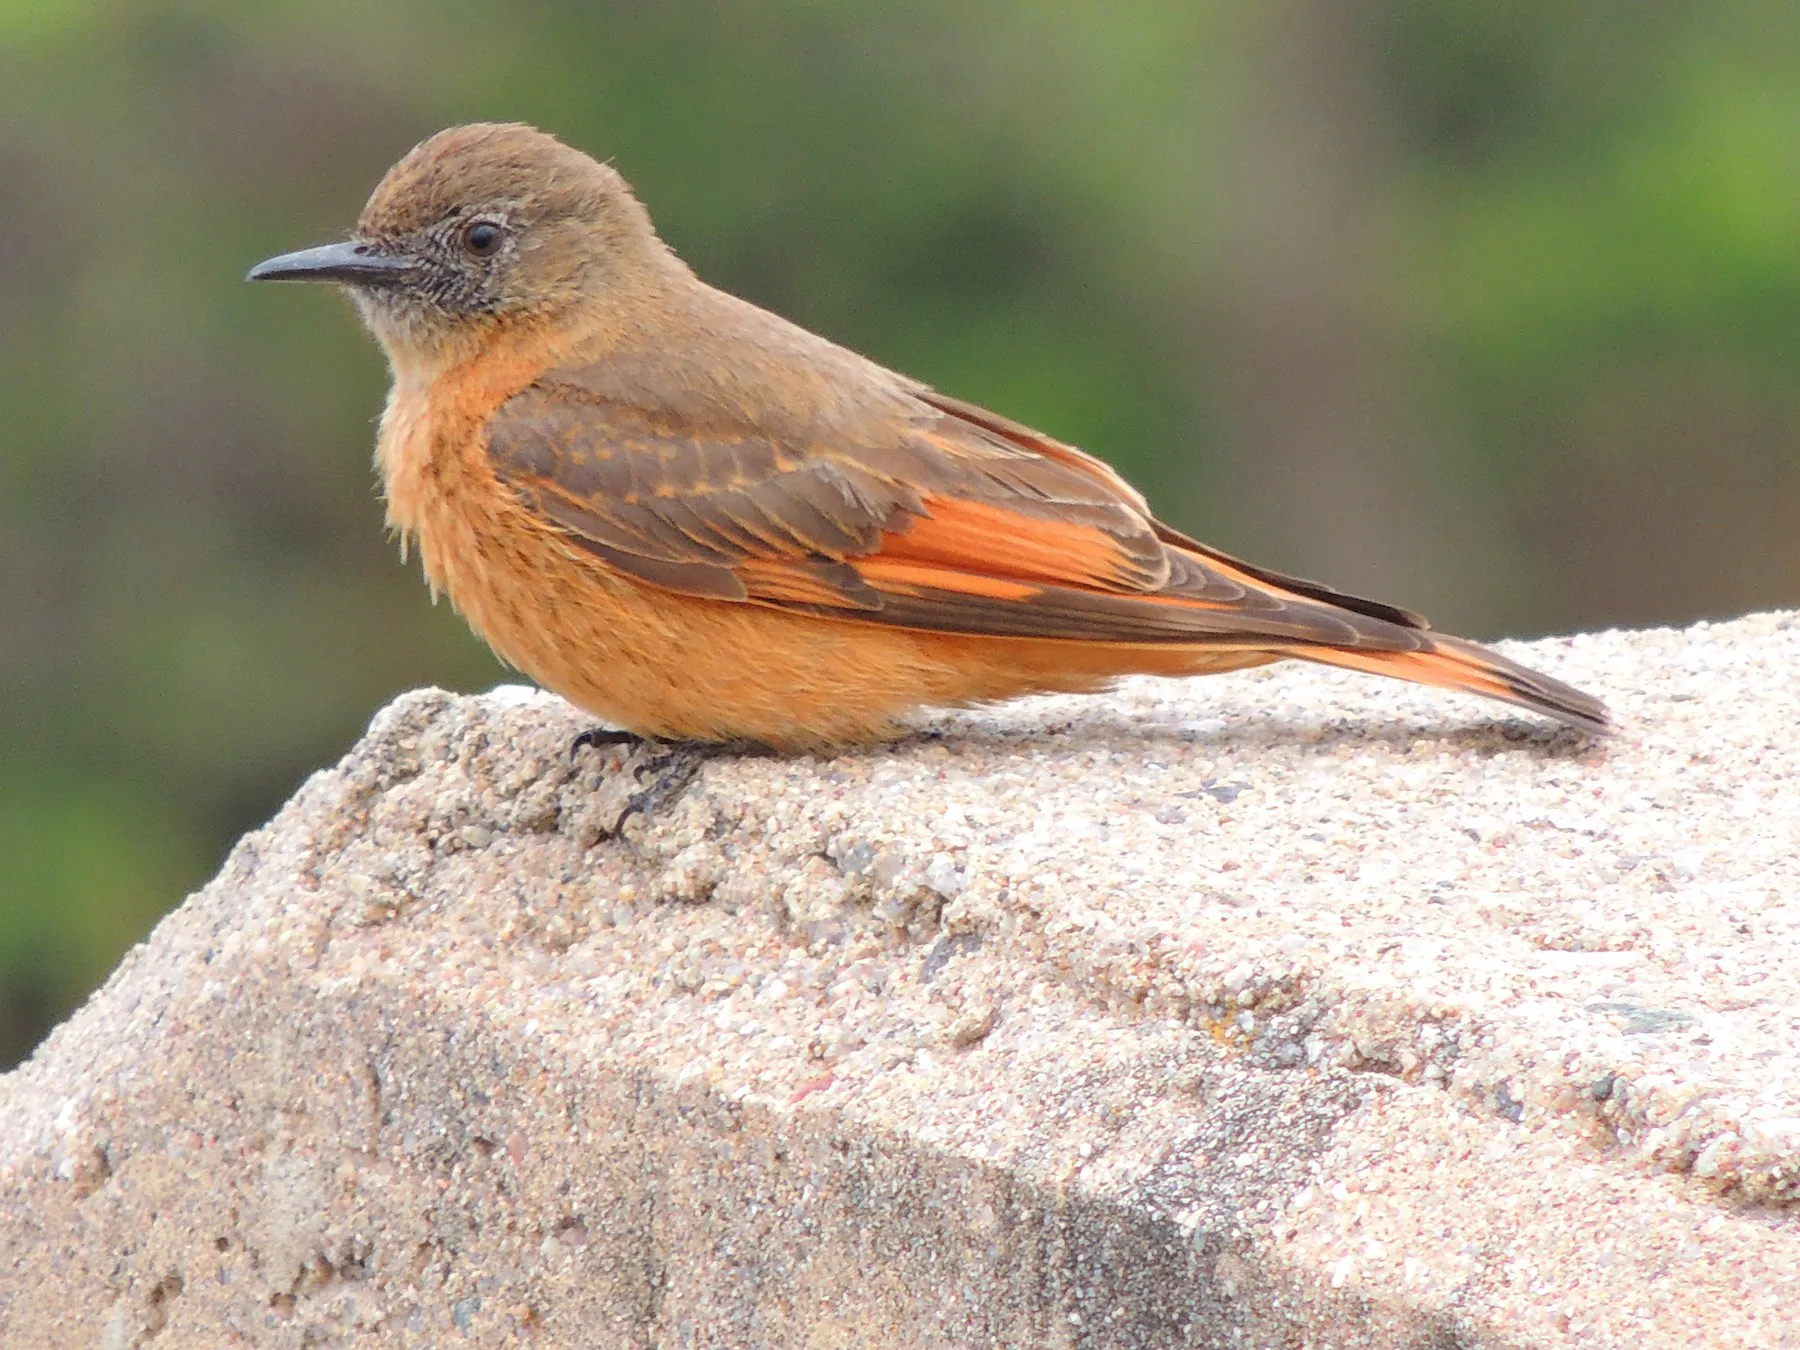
xmin=1129 ymin=526 xmax=1612 ymax=734
xmin=1285 ymin=632 xmax=1610 ymax=735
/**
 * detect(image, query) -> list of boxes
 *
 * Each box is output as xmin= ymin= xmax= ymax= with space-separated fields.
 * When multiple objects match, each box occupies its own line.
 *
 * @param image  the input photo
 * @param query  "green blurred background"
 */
xmin=2 ymin=0 xmax=1797 ymax=1067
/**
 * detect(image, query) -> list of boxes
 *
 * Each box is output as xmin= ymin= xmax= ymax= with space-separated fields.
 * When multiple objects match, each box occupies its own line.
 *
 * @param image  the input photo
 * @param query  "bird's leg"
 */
xmin=609 ymin=740 xmax=733 ymax=837
xmin=568 ymin=727 xmax=731 ymax=834
xmin=569 ymin=726 xmax=644 ymax=760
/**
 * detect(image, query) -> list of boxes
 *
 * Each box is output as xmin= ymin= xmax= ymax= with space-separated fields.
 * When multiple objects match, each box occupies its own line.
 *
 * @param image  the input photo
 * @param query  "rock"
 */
xmin=3 ymin=612 xmax=1799 ymax=1347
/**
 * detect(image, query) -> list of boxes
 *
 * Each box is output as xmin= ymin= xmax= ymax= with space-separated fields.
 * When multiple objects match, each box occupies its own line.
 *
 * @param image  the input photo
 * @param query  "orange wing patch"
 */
xmin=854 ymin=557 xmax=1042 ymax=601
xmin=883 ymin=497 xmax=1159 ymax=591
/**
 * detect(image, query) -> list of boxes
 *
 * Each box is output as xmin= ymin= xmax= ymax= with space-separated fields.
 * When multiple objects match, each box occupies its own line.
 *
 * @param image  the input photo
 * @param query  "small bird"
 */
xmin=249 ymin=123 xmax=1607 ymax=751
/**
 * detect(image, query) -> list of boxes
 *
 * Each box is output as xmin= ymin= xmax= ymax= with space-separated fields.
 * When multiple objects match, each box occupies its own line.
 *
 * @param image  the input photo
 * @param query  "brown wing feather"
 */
xmin=485 ymin=367 xmax=1426 ymax=654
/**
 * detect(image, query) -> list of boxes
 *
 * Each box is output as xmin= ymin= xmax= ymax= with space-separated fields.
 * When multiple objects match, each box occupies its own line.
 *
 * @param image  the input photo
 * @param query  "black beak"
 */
xmin=246 ymin=240 xmax=417 ymax=285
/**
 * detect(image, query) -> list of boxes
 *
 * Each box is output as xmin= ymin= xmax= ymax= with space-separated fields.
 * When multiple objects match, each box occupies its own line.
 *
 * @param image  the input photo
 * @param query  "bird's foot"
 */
xmin=608 ymin=741 xmax=727 ymax=837
xmin=569 ymin=726 xmax=645 ymax=761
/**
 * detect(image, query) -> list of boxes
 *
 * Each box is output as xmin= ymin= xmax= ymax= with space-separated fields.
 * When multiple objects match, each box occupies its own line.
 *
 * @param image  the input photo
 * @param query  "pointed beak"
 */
xmin=246 ymin=240 xmax=418 ymax=286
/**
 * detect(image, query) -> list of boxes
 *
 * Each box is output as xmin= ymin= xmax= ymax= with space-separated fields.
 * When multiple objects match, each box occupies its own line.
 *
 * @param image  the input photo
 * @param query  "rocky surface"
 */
xmin=2 ymin=611 xmax=1798 ymax=1347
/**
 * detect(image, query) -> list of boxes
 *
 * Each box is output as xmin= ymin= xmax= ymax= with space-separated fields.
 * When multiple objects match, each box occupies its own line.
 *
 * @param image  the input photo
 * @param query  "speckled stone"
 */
xmin=2 ymin=612 xmax=1798 ymax=1347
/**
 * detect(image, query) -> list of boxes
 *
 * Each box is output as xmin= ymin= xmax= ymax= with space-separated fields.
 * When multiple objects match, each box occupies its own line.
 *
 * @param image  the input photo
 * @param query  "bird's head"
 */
xmin=248 ymin=123 xmax=677 ymax=370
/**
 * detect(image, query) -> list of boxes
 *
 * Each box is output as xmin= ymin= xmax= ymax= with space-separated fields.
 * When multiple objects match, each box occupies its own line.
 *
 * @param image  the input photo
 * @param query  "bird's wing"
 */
xmin=486 ymin=372 xmax=1425 ymax=652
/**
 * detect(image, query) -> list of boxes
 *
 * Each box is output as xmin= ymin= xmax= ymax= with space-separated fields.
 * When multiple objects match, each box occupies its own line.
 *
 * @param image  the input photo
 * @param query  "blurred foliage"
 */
xmin=1 ymin=0 xmax=1796 ymax=1065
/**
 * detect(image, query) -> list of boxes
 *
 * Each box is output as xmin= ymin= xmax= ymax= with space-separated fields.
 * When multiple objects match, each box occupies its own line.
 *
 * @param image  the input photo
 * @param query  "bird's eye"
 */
xmin=462 ymin=220 xmax=503 ymax=257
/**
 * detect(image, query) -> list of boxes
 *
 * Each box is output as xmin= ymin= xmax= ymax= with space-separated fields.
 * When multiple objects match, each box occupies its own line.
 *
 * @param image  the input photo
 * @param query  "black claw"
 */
xmin=570 ymin=727 xmax=643 ymax=761
xmin=607 ymin=744 xmax=720 ymax=837
xmin=607 ymin=793 xmax=651 ymax=838
xmin=632 ymin=752 xmax=676 ymax=784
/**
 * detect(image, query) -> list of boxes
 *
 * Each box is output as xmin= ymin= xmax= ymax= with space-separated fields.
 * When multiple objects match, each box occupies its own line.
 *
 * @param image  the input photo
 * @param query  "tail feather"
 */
xmin=1294 ymin=633 xmax=1610 ymax=735
xmin=1151 ymin=536 xmax=1610 ymax=734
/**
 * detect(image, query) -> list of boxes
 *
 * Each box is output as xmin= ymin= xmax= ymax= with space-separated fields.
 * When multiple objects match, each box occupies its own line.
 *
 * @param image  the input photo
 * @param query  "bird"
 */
xmin=247 ymin=122 xmax=1608 ymax=753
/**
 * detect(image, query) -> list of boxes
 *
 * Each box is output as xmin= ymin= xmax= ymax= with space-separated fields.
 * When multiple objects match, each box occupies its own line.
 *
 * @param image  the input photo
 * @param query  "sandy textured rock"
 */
xmin=3 ymin=612 xmax=1798 ymax=1347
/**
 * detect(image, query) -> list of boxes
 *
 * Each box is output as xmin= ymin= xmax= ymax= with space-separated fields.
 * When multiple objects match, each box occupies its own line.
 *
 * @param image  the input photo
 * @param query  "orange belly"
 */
xmin=428 ymin=490 xmax=1268 ymax=749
